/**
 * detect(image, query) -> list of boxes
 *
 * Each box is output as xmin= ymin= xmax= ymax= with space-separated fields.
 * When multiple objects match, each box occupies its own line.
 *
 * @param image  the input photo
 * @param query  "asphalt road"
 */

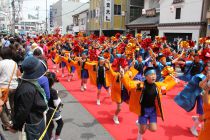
xmin=0 ymin=83 xmax=113 ymax=140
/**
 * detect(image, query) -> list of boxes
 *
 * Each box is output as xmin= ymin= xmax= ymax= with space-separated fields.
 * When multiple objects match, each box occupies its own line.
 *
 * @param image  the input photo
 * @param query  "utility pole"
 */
xmin=11 ymin=0 xmax=15 ymax=35
xmin=46 ymin=0 xmax=48 ymax=34
xmin=99 ymin=0 xmax=104 ymax=36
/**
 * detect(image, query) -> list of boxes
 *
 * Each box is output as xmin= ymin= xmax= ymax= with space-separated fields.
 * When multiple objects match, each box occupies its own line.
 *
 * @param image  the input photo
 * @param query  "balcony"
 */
xmin=207 ymin=10 xmax=210 ymax=19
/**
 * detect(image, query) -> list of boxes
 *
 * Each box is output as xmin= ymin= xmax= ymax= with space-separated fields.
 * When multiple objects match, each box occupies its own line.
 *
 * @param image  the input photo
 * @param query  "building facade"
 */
xmin=51 ymin=0 xmax=86 ymax=34
xmin=158 ymin=0 xmax=210 ymax=43
xmin=15 ymin=20 xmax=45 ymax=35
xmin=72 ymin=9 xmax=89 ymax=35
xmin=126 ymin=0 xmax=159 ymax=39
xmin=0 ymin=0 xmax=12 ymax=32
xmin=88 ymin=0 xmax=128 ymax=36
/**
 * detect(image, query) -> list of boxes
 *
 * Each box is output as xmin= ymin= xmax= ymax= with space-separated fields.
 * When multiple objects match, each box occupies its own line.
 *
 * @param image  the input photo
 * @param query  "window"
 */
xmin=93 ymin=9 xmax=96 ymax=18
xmin=130 ymin=0 xmax=144 ymax=6
xmin=114 ymin=5 xmax=121 ymax=15
xmin=81 ymin=18 xmax=85 ymax=25
xmin=130 ymin=7 xmax=141 ymax=21
xmin=175 ymin=8 xmax=181 ymax=19
xmin=90 ymin=10 xmax=92 ymax=18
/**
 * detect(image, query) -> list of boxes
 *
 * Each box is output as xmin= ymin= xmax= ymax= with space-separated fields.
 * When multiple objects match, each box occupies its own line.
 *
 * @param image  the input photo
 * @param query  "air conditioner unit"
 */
xmin=142 ymin=9 xmax=146 ymax=15
xmin=121 ymin=11 xmax=125 ymax=16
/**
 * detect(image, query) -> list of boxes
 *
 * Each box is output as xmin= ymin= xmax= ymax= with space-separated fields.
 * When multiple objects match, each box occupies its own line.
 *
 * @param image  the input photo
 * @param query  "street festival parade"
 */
xmin=0 ymin=0 xmax=210 ymax=140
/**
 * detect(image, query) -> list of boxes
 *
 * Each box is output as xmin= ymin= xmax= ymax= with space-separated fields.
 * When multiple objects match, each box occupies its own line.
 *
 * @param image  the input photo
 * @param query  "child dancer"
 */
xmin=174 ymin=64 xmax=209 ymax=137
xmin=107 ymin=61 xmax=134 ymax=124
xmin=85 ymin=57 xmax=111 ymax=105
xmin=46 ymin=72 xmax=64 ymax=140
xmin=198 ymin=71 xmax=210 ymax=140
xmin=68 ymin=53 xmax=76 ymax=81
xmin=121 ymin=67 xmax=177 ymax=140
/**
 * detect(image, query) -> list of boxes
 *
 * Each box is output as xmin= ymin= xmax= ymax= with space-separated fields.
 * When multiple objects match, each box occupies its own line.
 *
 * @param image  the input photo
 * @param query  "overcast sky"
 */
xmin=21 ymin=0 xmax=89 ymax=20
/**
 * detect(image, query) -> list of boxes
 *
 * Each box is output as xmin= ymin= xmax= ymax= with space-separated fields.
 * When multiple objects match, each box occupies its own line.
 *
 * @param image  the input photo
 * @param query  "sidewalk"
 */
xmin=0 ymin=83 xmax=113 ymax=140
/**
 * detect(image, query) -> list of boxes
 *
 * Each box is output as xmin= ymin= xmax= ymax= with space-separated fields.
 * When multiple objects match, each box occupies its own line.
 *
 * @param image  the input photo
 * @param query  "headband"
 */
xmin=145 ymin=69 xmax=156 ymax=76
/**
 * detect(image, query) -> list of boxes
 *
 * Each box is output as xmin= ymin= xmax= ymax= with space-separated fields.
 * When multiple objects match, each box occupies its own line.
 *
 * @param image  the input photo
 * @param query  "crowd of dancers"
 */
xmin=0 ymin=32 xmax=210 ymax=140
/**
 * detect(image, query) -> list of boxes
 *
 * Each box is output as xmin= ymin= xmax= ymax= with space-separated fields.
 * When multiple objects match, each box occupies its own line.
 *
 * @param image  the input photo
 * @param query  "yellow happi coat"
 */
xmin=107 ymin=67 xmax=138 ymax=104
xmin=84 ymin=61 xmax=111 ymax=87
xmin=122 ymin=67 xmax=177 ymax=120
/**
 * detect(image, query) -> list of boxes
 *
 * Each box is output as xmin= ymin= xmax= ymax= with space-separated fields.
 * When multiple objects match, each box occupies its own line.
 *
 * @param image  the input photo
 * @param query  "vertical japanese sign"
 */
xmin=50 ymin=6 xmax=53 ymax=28
xmin=104 ymin=0 xmax=111 ymax=22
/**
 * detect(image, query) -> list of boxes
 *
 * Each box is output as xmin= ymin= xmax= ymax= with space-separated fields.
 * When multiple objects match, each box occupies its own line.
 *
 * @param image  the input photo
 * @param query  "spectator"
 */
xmin=0 ymin=47 xmax=20 ymax=130
xmin=2 ymin=37 xmax=10 ymax=48
xmin=9 ymin=56 xmax=49 ymax=140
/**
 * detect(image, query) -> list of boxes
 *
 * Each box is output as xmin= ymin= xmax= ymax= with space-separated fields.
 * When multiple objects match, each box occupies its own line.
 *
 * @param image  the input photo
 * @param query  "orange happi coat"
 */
xmin=60 ymin=54 xmax=74 ymax=73
xmin=107 ymin=67 xmax=138 ymax=104
xmin=198 ymin=103 xmax=210 ymax=140
xmin=53 ymin=53 xmax=62 ymax=64
xmin=84 ymin=61 xmax=111 ymax=87
xmin=122 ymin=68 xmax=177 ymax=120
xmin=67 ymin=59 xmax=83 ymax=79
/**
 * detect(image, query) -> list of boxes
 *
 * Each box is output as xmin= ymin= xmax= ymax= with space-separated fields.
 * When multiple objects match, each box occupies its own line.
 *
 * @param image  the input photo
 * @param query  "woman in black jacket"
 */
xmin=9 ymin=56 xmax=49 ymax=140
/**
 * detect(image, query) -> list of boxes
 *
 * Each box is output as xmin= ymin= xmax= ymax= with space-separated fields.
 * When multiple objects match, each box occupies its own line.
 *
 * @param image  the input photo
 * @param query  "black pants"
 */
xmin=47 ymin=109 xmax=64 ymax=138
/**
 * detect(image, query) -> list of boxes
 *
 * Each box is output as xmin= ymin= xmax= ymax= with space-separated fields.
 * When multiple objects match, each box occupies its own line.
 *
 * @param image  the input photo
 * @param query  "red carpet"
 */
xmin=49 ymin=61 xmax=197 ymax=140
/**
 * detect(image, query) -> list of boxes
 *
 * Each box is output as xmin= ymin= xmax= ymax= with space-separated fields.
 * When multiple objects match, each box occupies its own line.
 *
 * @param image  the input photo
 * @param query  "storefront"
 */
xmin=158 ymin=22 xmax=206 ymax=43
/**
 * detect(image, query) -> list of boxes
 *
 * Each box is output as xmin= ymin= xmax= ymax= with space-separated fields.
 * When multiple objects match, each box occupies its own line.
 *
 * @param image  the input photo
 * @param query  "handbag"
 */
xmin=0 ymin=64 xmax=16 ymax=103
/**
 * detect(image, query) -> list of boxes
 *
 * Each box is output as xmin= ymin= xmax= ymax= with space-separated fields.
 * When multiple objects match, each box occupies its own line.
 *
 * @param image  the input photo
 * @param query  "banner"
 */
xmin=104 ymin=0 xmax=111 ymax=22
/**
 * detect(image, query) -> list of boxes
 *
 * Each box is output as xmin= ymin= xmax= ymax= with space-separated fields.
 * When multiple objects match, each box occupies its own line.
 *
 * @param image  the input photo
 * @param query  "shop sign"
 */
xmin=104 ymin=0 xmax=111 ymax=22
xmin=146 ymin=8 xmax=156 ymax=17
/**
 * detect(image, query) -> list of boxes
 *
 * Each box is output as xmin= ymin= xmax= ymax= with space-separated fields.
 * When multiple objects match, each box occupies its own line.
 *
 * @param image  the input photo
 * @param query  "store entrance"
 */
xmin=164 ymin=33 xmax=192 ymax=43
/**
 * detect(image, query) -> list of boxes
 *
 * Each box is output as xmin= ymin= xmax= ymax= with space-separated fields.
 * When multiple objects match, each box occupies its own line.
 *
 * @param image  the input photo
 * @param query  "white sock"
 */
xmin=193 ymin=119 xmax=200 ymax=129
xmin=137 ymin=132 xmax=142 ymax=140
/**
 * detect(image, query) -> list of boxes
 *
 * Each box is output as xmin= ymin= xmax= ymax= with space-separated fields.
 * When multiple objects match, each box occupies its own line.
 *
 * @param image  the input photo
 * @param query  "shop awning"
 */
xmin=126 ymin=15 xmax=159 ymax=28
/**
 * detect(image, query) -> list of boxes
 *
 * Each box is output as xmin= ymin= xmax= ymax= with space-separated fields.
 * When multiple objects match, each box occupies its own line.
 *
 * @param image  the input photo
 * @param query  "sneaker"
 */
xmin=67 ymin=78 xmax=71 ymax=82
xmin=81 ymin=86 xmax=84 ymax=92
xmin=136 ymin=120 xmax=140 ymax=126
xmin=190 ymin=126 xmax=198 ymax=137
xmin=62 ymin=74 xmax=64 ymax=78
xmin=55 ymin=135 xmax=62 ymax=140
xmin=113 ymin=115 xmax=120 ymax=124
xmin=97 ymin=99 xmax=100 ymax=105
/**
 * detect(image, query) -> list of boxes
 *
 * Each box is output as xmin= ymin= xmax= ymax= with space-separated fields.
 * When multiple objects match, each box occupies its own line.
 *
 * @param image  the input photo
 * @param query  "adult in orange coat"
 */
xmin=121 ymin=67 xmax=177 ymax=140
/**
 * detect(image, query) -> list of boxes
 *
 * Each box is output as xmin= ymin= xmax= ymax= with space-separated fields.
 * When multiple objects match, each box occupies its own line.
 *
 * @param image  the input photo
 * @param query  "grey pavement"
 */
xmin=0 ymin=83 xmax=113 ymax=140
